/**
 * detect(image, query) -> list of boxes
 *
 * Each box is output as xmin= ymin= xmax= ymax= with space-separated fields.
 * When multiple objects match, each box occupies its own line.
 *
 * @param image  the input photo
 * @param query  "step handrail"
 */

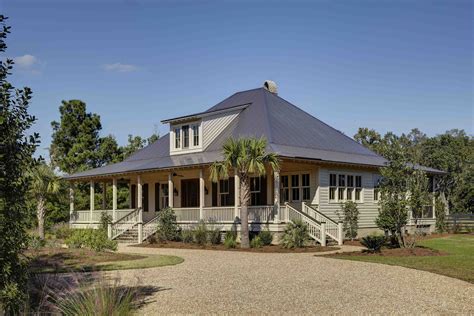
xmin=142 ymin=214 xmax=160 ymax=242
xmin=286 ymin=203 xmax=325 ymax=245
xmin=302 ymin=202 xmax=341 ymax=244
xmin=110 ymin=208 xmax=141 ymax=240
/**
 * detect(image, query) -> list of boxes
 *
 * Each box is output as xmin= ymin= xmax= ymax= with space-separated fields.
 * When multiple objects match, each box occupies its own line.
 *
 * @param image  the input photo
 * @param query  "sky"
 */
xmin=2 ymin=0 xmax=473 ymax=159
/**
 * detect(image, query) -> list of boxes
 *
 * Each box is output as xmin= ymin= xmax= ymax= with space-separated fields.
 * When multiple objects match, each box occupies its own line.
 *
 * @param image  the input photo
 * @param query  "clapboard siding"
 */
xmin=318 ymin=168 xmax=380 ymax=228
xmin=202 ymin=110 xmax=240 ymax=149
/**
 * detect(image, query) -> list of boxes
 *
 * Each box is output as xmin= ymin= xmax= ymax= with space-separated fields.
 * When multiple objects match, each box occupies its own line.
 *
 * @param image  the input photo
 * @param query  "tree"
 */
xmin=375 ymin=137 xmax=411 ymax=247
xmin=29 ymin=163 xmax=61 ymax=240
xmin=209 ymin=138 xmax=279 ymax=248
xmin=337 ymin=201 xmax=359 ymax=240
xmin=50 ymin=100 xmax=103 ymax=174
xmin=353 ymin=128 xmax=383 ymax=153
xmin=0 ymin=15 xmax=39 ymax=312
xmin=121 ymin=134 xmax=146 ymax=160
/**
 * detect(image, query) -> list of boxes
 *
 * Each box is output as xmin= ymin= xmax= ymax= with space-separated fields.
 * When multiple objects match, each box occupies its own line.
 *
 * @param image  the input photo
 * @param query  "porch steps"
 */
xmin=115 ymin=226 xmax=139 ymax=243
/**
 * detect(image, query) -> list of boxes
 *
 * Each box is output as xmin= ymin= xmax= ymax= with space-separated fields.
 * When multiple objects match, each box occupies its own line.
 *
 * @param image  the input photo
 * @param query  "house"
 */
xmin=65 ymin=81 xmax=445 ymax=244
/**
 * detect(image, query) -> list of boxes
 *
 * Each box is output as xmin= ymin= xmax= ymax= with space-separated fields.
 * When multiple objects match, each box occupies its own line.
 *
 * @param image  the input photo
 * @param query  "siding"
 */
xmin=202 ymin=110 xmax=240 ymax=149
xmin=318 ymin=168 xmax=380 ymax=228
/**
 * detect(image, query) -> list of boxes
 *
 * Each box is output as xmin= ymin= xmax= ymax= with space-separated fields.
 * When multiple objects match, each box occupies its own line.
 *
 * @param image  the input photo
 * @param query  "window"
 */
xmin=329 ymin=173 xmax=363 ymax=202
xmin=219 ymin=179 xmax=230 ymax=206
xmin=302 ymin=174 xmax=310 ymax=200
xmin=373 ymin=177 xmax=381 ymax=201
xmin=174 ymin=128 xmax=181 ymax=149
xmin=281 ymin=175 xmax=289 ymax=202
xmin=329 ymin=174 xmax=337 ymax=201
xmin=160 ymin=183 xmax=169 ymax=209
xmin=291 ymin=175 xmax=300 ymax=201
xmin=355 ymin=176 xmax=362 ymax=201
xmin=182 ymin=125 xmax=189 ymax=148
xmin=250 ymin=177 xmax=261 ymax=205
xmin=192 ymin=124 xmax=199 ymax=146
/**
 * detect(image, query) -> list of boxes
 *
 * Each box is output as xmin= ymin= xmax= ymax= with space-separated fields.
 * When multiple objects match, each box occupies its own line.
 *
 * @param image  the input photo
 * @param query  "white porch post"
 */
xmin=199 ymin=169 xmax=205 ymax=220
xmin=273 ymin=171 xmax=280 ymax=224
xmin=102 ymin=181 xmax=107 ymax=210
xmin=234 ymin=169 xmax=240 ymax=219
xmin=168 ymin=172 xmax=174 ymax=208
xmin=137 ymin=175 xmax=143 ymax=243
xmin=112 ymin=178 xmax=117 ymax=221
xmin=338 ymin=221 xmax=343 ymax=246
xmin=69 ymin=184 xmax=74 ymax=226
xmin=432 ymin=177 xmax=436 ymax=219
xmin=89 ymin=180 xmax=94 ymax=224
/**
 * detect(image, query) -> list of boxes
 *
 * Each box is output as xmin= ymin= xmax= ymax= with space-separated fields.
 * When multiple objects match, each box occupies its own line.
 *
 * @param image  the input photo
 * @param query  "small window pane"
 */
xmin=374 ymin=189 xmax=379 ymax=201
xmin=281 ymin=176 xmax=289 ymax=188
xmin=250 ymin=177 xmax=260 ymax=193
xmin=347 ymin=188 xmax=353 ymax=200
xmin=292 ymin=188 xmax=300 ymax=201
xmin=330 ymin=174 xmax=336 ymax=186
xmin=338 ymin=188 xmax=344 ymax=200
xmin=282 ymin=188 xmax=289 ymax=202
xmin=329 ymin=188 xmax=336 ymax=200
xmin=347 ymin=175 xmax=354 ymax=187
xmin=302 ymin=174 xmax=310 ymax=187
xmin=174 ymin=128 xmax=181 ymax=149
xmin=338 ymin=175 xmax=345 ymax=187
xmin=356 ymin=176 xmax=362 ymax=188
xmin=291 ymin=175 xmax=299 ymax=187
xmin=355 ymin=189 xmax=361 ymax=201
xmin=192 ymin=125 xmax=199 ymax=146
xmin=303 ymin=187 xmax=310 ymax=200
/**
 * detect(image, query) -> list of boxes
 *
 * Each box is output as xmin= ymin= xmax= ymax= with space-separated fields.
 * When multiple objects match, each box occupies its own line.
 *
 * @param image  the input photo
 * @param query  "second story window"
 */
xmin=174 ymin=128 xmax=181 ymax=149
xmin=192 ymin=124 xmax=199 ymax=146
xmin=182 ymin=125 xmax=189 ymax=148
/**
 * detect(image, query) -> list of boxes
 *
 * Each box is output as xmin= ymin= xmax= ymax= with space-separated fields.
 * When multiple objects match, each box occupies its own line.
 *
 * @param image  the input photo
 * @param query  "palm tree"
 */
xmin=29 ymin=163 xmax=61 ymax=239
xmin=210 ymin=137 xmax=279 ymax=248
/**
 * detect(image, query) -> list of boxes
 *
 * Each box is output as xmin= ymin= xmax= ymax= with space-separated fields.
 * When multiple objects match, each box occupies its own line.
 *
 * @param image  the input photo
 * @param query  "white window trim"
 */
xmin=170 ymin=121 xmax=203 ymax=155
xmin=329 ymin=172 xmax=364 ymax=203
xmin=281 ymin=172 xmax=312 ymax=203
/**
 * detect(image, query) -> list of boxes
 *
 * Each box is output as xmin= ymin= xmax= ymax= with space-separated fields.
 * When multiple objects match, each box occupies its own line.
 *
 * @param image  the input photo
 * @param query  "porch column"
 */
xmin=89 ymin=180 xmax=94 ymax=224
xmin=273 ymin=171 xmax=280 ymax=224
xmin=137 ymin=175 xmax=143 ymax=242
xmin=102 ymin=181 xmax=107 ymax=210
xmin=234 ymin=170 xmax=240 ymax=219
xmin=69 ymin=184 xmax=74 ymax=226
xmin=168 ymin=172 xmax=174 ymax=208
xmin=112 ymin=178 xmax=117 ymax=221
xmin=199 ymin=169 xmax=205 ymax=220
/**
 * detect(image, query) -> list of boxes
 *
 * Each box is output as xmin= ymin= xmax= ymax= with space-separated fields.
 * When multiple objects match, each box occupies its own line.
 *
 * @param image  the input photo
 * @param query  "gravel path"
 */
xmin=115 ymin=245 xmax=474 ymax=314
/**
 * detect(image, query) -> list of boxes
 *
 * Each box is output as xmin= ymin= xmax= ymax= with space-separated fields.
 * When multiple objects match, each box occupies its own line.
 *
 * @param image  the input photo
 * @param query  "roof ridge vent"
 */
xmin=263 ymin=80 xmax=278 ymax=95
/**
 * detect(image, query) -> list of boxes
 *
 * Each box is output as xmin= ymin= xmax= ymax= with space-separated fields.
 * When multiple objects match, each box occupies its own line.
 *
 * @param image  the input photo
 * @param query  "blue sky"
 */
xmin=3 ymin=0 xmax=473 ymax=158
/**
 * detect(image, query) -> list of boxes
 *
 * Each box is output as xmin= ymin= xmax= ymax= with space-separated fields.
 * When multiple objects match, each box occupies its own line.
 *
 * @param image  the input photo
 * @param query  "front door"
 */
xmin=181 ymin=179 xmax=199 ymax=207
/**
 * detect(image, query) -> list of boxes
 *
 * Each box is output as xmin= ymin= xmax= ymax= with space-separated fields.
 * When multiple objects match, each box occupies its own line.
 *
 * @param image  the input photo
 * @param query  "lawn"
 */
xmin=332 ymin=235 xmax=474 ymax=283
xmin=28 ymin=248 xmax=183 ymax=273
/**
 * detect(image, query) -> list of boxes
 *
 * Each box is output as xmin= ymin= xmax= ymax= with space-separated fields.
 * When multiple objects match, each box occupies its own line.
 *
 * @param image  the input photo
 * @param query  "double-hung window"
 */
xmin=302 ymin=174 xmax=310 ymax=200
xmin=219 ymin=179 xmax=230 ymax=206
xmin=182 ymin=125 xmax=189 ymax=148
xmin=329 ymin=173 xmax=363 ymax=202
xmin=291 ymin=175 xmax=300 ymax=201
xmin=281 ymin=175 xmax=289 ymax=202
xmin=192 ymin=124 xmax=199 ymax=147
xmin=174 ymin=128 xmax=181 ymax=149
xmin=250 ymin=177 xmax=261 ymax=205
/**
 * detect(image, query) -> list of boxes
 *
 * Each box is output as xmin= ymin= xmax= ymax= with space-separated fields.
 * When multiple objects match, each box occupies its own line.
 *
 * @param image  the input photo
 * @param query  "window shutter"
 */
xmin=131 ymin=184 xmax=136 ymax=209
xmin=212 ymin=182 xmax=218 ymax=207
xmin=229 ymin=177 xmax=235 ymax=206
xmin=260 ymin=176 xmax=267 ymax=205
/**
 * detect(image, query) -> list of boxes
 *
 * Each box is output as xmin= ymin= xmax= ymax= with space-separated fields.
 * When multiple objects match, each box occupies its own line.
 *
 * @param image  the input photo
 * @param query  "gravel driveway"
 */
xmin=115 ymin=245 xmax=474 ymax=314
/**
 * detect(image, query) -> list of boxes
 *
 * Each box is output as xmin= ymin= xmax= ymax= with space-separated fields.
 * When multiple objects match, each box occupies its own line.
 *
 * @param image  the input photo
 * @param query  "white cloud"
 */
xmin=14 ymin=54 xmax=38 ymax=68
xmin=103 ymin=63 xmax=138 ymax=73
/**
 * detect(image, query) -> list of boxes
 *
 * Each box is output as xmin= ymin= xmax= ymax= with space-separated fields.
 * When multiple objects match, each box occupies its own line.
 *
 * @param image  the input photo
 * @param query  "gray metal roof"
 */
xmin=65 ymin=87 xmax=445 ymax=180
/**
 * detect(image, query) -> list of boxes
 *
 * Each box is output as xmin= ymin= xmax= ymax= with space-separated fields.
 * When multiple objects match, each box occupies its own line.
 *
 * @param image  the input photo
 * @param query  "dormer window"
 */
xmin=174 ymin=128 xmax=181 ymax=149
xmin=171 ymin=121 xmax=202 ymax=154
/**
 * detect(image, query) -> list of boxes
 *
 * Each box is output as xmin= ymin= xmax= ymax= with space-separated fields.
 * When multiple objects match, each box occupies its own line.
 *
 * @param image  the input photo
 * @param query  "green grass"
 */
xmin=28 ymin=248 xmax=183 ymax=273
xmin=333 ymin=235 xmax=474 ymax=283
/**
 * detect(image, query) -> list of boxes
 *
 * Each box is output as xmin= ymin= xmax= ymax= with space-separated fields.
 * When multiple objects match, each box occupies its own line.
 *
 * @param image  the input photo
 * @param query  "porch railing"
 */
xmin=110 ymin=208 xmax=141 ymax=240
xmin=302 ymin=202 xmax=341 ymax=243
xmin=286 ymin=203 xmax=324 ymax=245
xmin=70 ymin=209 xmax=135 ymax=223
xmin=203 ymin=207 xmax=235 ymax=222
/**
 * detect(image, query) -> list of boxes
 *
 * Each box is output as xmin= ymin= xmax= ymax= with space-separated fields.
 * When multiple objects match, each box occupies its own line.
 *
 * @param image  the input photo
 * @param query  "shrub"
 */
xmin=193 ymin=221 xmax=208 ymax=245
xmin=65 ymin=229 xmax=117 ymax=252
xmin=29 ymin=235 xmax=46 ymax=250
xmin=258 ymin=229 xmax=273 ymax=246
xmin=53 ymin=224 xmax=73 ymax=240
xmin=100 ymin=212 xmax=113 ymax=231
xmin=250 ymin=236 xmax=263 ymax=248
xmin=180 ymin=230 xmax=194 ymax=243
xmin=208 ymin=228 xmax=221 ymax=245
xmin=360 ymin=234 xmax=385 ymax=253
xmin=156 ymin=208 xmax=180 ymax=242
xmin=337 ymin=201 xmax=359 ymax=240
xmin=223 ymin=231 xmax=237 ymax=249
xmin=435 ymin=196 xmax=447 ymax=233
xmin=281 ymin=220 xmax=310 ymax=248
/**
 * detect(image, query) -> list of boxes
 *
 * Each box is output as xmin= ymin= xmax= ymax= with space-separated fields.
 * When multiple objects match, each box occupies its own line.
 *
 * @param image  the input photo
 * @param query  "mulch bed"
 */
xmin=135 ymin=241 xmax=338 ymax=253
xmin=327 ymin=246 xmax=446 ymax=257
xmin=27 ymin=248 xmax=145 ymax=272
